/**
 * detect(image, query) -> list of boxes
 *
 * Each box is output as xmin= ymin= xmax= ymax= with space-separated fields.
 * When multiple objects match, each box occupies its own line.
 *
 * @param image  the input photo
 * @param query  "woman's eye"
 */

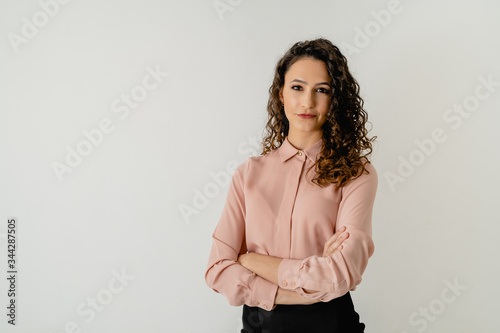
xmin=290 ymin=86 xmax=330 ymax=93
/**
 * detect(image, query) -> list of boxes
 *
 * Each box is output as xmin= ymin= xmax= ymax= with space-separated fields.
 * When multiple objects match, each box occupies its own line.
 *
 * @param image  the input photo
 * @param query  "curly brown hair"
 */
xmin=261 ymin=37 xmax=376 ymax=188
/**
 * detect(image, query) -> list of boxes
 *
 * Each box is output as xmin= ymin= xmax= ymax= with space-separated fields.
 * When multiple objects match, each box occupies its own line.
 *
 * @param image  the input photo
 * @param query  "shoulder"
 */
xmin=360 ymin=159 xmax=377 ymax=180
xmin=342 ymin=158 xmax=378 ymax=193
xmin=236 ymin=150 xmax=279 ymax=171
xmin=357 ymin=157 xmax=377 ymax=179
xmin=234 ymin=149 xmax=280 ymax=179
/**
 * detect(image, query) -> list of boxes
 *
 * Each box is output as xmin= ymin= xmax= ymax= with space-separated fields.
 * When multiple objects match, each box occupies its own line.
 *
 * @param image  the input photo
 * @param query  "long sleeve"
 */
xmin=205 ymin=160 xmax=279 ymax=311
xmin=277 ymin=162 xmax=378 ymax=302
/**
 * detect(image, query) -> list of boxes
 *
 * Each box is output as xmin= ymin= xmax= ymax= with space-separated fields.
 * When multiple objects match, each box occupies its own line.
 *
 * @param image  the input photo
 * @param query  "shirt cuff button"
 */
xmin=254 ymin=301 xmax=260 ymax=306
xmin=282 ymin=281 xmax=288 ymax=287
xmin=291 ymin=281 xmax=296 ymax=287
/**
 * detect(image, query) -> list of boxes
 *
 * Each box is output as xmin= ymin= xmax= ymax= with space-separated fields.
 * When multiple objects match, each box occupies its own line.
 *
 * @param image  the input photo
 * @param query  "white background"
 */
xmin=1 ymin=0 xmax=499 ymax=332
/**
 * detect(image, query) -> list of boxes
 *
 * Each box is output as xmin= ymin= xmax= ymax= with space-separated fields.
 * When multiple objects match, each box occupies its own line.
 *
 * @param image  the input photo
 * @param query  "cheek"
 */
xmin=321 ymin=98 xmax=331 ymax=111
xmin=283 ymin=90 xmax=299 ymax=105
xmin=319 ymin=102 xmax=330 ymax=120
xmin=320 ymin=95 xmax=331 ymax=106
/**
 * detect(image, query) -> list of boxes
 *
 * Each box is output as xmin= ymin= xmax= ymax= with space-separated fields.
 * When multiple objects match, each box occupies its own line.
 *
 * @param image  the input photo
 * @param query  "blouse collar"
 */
xmin=278 ymin=136 xmax=323 ymax=163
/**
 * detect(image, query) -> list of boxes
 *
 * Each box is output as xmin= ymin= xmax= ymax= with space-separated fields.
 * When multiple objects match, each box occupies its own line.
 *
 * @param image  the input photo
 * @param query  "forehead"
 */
xmin=285 ymin=57 xmax=330 ymax=83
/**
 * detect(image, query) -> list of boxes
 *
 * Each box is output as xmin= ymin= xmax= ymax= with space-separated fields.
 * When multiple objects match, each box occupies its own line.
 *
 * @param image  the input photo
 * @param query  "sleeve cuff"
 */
xmin=250 ymin=276 xmax=279 ymax=311
xmin=277 ymin=258 xmax=304 ymax=290
xmin=277 ymin=256 xmax=349 ymax=300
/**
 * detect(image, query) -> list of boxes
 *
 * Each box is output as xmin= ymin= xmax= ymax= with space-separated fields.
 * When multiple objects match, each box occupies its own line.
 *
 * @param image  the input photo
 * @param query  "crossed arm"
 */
xmin=206 ymin=161 xmax=377 ymax=310
xmin=237 ymin=226 xmax=349 ymax=305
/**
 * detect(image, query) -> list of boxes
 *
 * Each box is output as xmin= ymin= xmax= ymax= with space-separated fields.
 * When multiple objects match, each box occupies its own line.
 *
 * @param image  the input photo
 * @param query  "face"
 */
xmin=279 ymin=57 xmax=331 ymax=139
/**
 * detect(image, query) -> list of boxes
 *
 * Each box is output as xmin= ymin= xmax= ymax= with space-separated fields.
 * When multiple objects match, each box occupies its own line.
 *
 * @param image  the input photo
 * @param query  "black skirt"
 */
xmin=241 ymin=291 xmax=365 ymax=333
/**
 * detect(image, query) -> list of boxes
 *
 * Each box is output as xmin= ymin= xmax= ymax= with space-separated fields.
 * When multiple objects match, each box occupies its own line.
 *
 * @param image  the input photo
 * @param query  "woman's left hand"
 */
xmin=322 ymin=226 xmax=349 ymax=257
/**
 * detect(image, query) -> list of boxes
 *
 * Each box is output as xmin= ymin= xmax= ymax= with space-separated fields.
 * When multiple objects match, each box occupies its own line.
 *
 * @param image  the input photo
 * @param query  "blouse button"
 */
xmin=254 ymin=301 xmax=260 ymax=306
xmin=298 ymin=151 xmax=303 ymax=156
xmin=282 ymin=281 xmax=288 ymax=287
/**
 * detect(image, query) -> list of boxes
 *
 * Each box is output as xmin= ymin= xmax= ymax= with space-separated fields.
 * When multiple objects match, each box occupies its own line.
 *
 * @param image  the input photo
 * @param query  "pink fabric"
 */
xmin=205 ymin=136 xmax=378 ymax=311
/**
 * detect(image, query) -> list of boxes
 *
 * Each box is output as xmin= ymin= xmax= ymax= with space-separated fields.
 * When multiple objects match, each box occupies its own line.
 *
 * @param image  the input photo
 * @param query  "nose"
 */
xmin=301 ymin=89 xmax=315 ymax=109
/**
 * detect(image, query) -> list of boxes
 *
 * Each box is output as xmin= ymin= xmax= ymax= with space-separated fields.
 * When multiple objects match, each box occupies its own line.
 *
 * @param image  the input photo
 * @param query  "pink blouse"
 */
xmin=204 ymin=136 xmax=378 ymax=311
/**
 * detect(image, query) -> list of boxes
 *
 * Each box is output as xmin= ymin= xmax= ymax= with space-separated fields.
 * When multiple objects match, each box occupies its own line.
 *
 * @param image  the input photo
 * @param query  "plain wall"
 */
xmin=0 ymin=0 xmax=499 ymax=332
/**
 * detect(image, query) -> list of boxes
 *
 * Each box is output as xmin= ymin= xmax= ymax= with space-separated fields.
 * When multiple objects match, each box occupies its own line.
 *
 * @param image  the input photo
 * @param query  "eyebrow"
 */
xmin=289 ymin=79 xmax=330 ymax=86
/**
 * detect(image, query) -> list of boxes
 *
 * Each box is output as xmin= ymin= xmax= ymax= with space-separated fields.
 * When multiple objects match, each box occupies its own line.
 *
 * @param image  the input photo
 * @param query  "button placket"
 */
xmin=275 ymin=156 xmax=305 ymax=257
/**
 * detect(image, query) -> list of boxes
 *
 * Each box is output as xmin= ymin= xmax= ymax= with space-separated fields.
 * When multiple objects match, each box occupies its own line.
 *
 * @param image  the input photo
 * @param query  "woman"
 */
xmin=205 ymin=37 xmax=378 ymax=332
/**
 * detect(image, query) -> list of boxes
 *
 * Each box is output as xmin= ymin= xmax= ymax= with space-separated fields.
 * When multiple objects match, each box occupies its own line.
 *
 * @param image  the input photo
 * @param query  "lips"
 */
xmin=298 ymin=114 xmax=316 ymax=119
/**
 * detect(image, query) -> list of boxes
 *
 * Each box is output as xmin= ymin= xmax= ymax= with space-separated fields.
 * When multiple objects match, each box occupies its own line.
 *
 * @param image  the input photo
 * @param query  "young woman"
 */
xmin=205 ymin=37 xmax=378 ymax=332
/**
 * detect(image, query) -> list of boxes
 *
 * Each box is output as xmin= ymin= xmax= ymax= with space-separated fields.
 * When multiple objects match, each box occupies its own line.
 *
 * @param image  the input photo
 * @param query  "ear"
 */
xmin=279 ymin=86 xmax=284 ymax=105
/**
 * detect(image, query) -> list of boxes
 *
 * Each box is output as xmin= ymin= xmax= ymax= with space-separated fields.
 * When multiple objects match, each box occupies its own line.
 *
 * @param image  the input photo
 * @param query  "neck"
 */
xmin=286 ymin=130 xmax=322 ymax=150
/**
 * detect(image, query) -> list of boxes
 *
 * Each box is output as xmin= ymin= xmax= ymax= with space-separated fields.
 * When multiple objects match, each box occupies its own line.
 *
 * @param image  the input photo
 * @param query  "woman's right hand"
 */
xmin=322 ymin=226 xmax=349 ymax=257
xmin=274 ymin=287 xmax=319 ymax=305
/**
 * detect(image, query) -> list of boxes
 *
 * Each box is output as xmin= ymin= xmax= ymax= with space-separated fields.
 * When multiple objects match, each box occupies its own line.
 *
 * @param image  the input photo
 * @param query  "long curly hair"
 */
xmin=261 ymin=38 xmax=376 ymax=188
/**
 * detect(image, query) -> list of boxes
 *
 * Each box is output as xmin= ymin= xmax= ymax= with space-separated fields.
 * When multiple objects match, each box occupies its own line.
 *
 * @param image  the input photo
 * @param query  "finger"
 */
xmin=327 ymin=239 xmax=345 ymax=255
xmin=325 ymin=233 xmax=349 ymax=256
xmin=323 ymin=228 xmax=347 ymax=256
xmin=325 ymin=244 xmax=343 ymax=257
xmin=324 ymin=226 xmax=346 ymax=247
xmin=331 ymin=232 xmax=349 ymax=249
xmin=323 ymin=231 xmax=347 ymax=254
xmin=329 ymin=245 xmax=344 ymax=253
